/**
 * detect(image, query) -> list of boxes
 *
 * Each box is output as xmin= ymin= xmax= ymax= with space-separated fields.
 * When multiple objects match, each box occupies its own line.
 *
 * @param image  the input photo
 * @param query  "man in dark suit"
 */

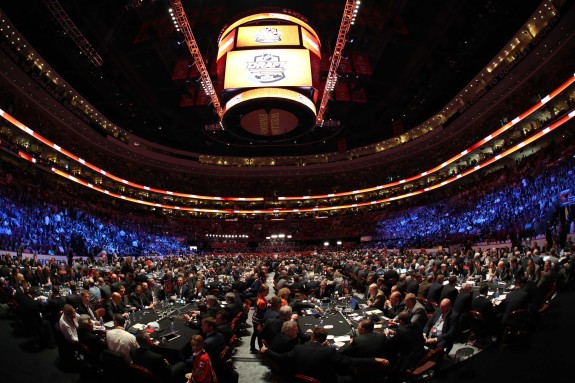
xmin=366 ymin=283 xmax=386 ymax=311
xmin=439 ymin=276 xmax=459 ymax=305
xmin=103 ymin=292 xmax=129 ymax=321
xmin=223 ymin=292 xmax=242 ymax=320
xmin=339 ymin=319 xmax=391 ymax=359
xmin=312 ymin=279 xmax=331 ymax=300
xmin=269 ymin=320 xmax=300 ymax=354
xmin=260 ymin=305 xmax=294 ymax=346
xmin=417 ymin=275 xmax=434 ymax=299
xmin=384 ymin=291 xmax=405 ymax=319
xmin=422 ymin=298 xmax=459 ymax=353
xmin=400 ymin=293 xmax=427 ymax=331
xmin=388 ymin=311 xmax=426 ymax=375
xmin=76 ymin=291 xmax=97 ymax=321
xmin=453 ymin=283 xmax=473 ymax=315
xmin=172 ymin=276 xmax=188 ymax=300
xmin=500 ymin=276 xmax=529 ymax=326
xmin=261 ymin=327 xmax=389 ymax=383
xmin=406 ymin=273 xmax=422 ymax=295
xmin=471 ymin=283 xmax=497 ymax=341
xmin=129 ymin=285 xmax=154 ymax=311
xmin=426 ymin=274 xmax=444 ymax=303
xmin=215 ymin=310 xmax=234 ymax=343
xmin=66 ymin=281 xmax=82 ymax=309
xmin=130 ymin=331 xmax=174 ymax=383
xmin=77 ymin=315 xmax=106 ymax=357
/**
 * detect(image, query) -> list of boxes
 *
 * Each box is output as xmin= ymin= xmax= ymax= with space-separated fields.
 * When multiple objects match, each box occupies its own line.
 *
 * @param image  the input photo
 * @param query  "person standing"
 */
xmin=250 ymin=284 xmax=269 ymax=353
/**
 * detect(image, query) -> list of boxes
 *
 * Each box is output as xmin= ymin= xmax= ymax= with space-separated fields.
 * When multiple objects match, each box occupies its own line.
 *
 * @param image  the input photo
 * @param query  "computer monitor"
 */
xmin=350 ymin=297 xmax=359 ymax=310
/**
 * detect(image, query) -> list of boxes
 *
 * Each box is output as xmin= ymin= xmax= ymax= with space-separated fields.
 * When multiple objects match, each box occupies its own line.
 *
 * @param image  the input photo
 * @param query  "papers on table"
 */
xmin=103 ymin=321 xmax=114 ymax=328
xmin=374 ymin=324 xmax=383 ymax=329
xmin=366 ymin=309 xmax=383 ymax=316
xmin=333 ymin=335 xmax=351 ymax=343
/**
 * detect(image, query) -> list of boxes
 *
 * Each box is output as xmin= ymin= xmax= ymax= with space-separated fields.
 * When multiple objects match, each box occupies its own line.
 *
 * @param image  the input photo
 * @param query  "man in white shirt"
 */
xmin=106 ymin=313 xmax=138 ymax=361
xmin=59 ymin=304 xmax=80 ymax=343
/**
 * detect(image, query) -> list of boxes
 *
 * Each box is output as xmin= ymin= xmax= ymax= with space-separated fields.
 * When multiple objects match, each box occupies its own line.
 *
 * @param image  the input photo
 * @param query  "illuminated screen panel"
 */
xmin=217 ymin=29 xmax=236 ymax=61
xmin=224 ymin=49 xmax=312 ymax=89
xmin=219 ymin=13 xmax=320 ymax=44
xmin=240 ymin=109 xmax=299 ymax=136
xmin=302 ymin=28 xmax=321 ymax=58
xmin=224 ymin=88 xmax=316 ymax=115
xmin=236 ymin=25 xmax=300 ymax=48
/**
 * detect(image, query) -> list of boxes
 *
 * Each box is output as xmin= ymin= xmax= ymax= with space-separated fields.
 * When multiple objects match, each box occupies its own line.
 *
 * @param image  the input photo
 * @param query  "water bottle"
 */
xmin=99 ymin=316 xmax=104 ymax=326
xmin=169 ymin=317 xmax=175 ymax=333
xmin=318 ymin=316 xmax=324 ymax=328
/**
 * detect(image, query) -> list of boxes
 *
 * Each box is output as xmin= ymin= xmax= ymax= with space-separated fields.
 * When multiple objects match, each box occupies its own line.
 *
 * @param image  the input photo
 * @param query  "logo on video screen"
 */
xmin=246 ymin=54 xmax=287 ymax=83
xmin=255 ymin=27 xmax=282 ymax=44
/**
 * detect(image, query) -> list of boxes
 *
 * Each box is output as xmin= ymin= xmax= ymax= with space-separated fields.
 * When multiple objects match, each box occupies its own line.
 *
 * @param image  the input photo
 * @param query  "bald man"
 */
xmin=103 ymin=292 xmax=130 ymax=321
xmin=422 ymin=298 xmax=459 ymax=353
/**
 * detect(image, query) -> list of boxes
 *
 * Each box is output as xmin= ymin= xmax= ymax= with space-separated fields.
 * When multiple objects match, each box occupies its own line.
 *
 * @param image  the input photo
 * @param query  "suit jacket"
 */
xmin=129 ymin=292 xmax=151 ymax=310
xmin=408 ymin=301 xmax=428 ymax=331
xmin=77 ymin=302 xmax=97 ymax=320
xmin=417 ymin=281 xmax=432 ymax=299
xmin=260 ymin=318 xmax=286 ymax=345
xmin=103 ymin=300 xmax=128 ymax=322
xmin=312 ymin=287 xmax=331 ymax=300
xmin=172 ymin=283 xmax=189 ymax=299
xmin=389 ymin=322 xmax=426 ymax=373
xmin=367 ymin=289 xmax=386 ymax=311
xmin=269 ymin=332 xmax=298 ymax=354
xmin=130 ymin=347 xmax=171 ymax=383
xmin=471 ymin=295 xmax=496 ymax=331
xmin=422 ymin=308 xmax=459 ymax=351
xmin=406 ymin=280 xmax=420 ymax=295
xmin=439 ymin=284 xmax=459 ymax=305
xmin=502 ymin=289 xmax=529 ymax=325
xmin=187 ymin=286 xmax=208 ymax=300
xmin=266 ymin=341 xmax=355 ymax=382
xmin=453 ymin=290 xmax=472 ymax=314
xmin=426 ymin=282 xmax=444 ymax=303
xmin=339 ymin=331 xmax=390 ymax=358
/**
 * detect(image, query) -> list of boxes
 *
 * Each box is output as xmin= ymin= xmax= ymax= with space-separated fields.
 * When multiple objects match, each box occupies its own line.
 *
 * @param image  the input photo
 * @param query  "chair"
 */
xmin=99 ymin=349 xmax=130 ymax=383
xmin=95 ymin=307 xmax=106 ymax=320
xmin=404 ymin=346 xmax=445 ymax=382
xmin=128 ymin=363 xmax=163 ymax=383
xmin=293 ymin=374 xmax=321 ymax=383
xmin=502 ymin=309 xmax=530 ymax=346
xmin=417 ymin=297 xmax=437 ymax=314
xmin=467 ymin=310 xmax=490 ymax=347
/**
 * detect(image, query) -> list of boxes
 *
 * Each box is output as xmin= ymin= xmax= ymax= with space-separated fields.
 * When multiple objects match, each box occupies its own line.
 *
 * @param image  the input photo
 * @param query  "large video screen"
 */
xmin=224 ymin=49 xmax=312 ymax=89
xmin=236 ymin=25 xmax=300 ymax=48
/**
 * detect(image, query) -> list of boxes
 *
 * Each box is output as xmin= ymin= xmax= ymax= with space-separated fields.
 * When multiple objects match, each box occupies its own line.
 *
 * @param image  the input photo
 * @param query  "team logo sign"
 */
xmin=246 ymin=54 xmax=287 ymax=83
xmin=255 ymin=27 xmax=282 ymax=44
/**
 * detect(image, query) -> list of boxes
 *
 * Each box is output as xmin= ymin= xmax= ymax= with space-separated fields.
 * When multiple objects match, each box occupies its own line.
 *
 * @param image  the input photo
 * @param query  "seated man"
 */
xmin=130 ymin=331 xmax=175 ymax=383
xmin=106 ymin=313 xmax=138 ymax=362
xmin=59 ymin=304 xmax=80 ymax=343
xmin=78 ymin=314 xmax=106 ymax=357
xmin=130 ymin=284 xmax=155 ymax=311
xmin=366 ymin=283 xmax=386 ymax=311
xmin=339 ymin=319 xmax=391 ymax=359
xmin=261 ymin=327 xmax=390 ymax=383
xmin=422 ymin=298 xmax=459 ymax=353
xmin=215 ymin=310 xmax=234 ymax=343
xmin=268 ymin=320 xmax=300 ymax=354
xmin=103 ymin=292 xmax=130 ymax=322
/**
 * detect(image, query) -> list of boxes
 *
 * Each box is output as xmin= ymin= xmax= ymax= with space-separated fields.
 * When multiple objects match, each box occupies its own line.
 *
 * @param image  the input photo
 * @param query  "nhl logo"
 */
xmin=255 ymin=27 xmax=282 ymax=44
xmin=246 ymin=54 xmax=287 ymax=83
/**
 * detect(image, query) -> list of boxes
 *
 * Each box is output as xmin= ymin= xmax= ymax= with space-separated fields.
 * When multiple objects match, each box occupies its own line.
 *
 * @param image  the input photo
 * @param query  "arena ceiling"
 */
xmin=2 ymin=0 xmax=541 ymax=157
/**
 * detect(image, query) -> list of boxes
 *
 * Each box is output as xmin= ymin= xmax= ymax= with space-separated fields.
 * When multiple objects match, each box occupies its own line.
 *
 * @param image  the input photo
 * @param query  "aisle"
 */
xmin=233 ymin=271 xmax=276 ymax=383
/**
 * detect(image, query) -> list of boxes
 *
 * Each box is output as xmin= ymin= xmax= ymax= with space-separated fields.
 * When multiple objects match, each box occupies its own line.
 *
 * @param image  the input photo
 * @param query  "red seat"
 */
xmin=404 ymin=347 xmax=445 ymax=382
xmin=293 ymin=374 xmax=321 ymax=383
